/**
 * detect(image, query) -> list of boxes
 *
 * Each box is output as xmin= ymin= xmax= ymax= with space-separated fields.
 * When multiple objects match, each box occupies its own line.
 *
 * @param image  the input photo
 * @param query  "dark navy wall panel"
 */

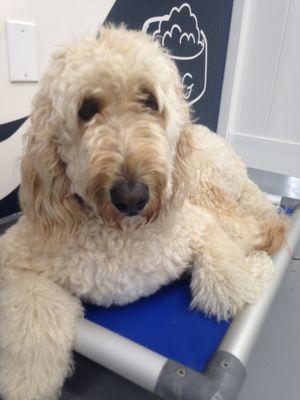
xmin=0 ymin=117 xmax=28 ymax=142
xmin=0 ymin=188 xmax=20 ymax=219
xmin=105 ymin=0 xmax=233 ymax=131
xmin=0 ymin=119 xmax=26 ymax=218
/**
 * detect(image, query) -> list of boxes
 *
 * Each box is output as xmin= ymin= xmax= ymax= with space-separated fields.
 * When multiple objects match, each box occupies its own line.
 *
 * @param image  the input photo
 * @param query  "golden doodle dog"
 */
xmin=0 ymin=26 xmax=287 ymax=399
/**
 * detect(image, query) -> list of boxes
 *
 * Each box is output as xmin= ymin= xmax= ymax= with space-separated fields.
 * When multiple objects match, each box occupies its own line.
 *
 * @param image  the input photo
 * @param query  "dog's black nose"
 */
xmin=110 ymin=181 xmax=149 ymax=215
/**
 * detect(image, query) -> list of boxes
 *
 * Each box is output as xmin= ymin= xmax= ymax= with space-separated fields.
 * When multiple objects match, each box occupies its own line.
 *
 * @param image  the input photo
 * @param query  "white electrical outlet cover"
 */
xmin=6 ymin=20 xmax=38 ymax=82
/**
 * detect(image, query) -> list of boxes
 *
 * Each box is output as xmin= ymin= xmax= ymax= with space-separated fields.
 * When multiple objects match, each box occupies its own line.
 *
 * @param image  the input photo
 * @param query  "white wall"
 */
xmin=218 ymin=0 xmax=300 ymax=178
xmin=0 ymin=0 xmax=115 ymax=123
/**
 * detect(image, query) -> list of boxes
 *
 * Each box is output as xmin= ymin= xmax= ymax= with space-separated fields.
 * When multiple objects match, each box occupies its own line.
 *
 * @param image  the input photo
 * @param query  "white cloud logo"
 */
xmin=143 ymin=3 xmax=207 ymax=105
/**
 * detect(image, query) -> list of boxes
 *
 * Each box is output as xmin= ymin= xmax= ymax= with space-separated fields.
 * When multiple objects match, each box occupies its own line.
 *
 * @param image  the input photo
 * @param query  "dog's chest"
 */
xmin=54 ymin=222 xmax=192 ymax=306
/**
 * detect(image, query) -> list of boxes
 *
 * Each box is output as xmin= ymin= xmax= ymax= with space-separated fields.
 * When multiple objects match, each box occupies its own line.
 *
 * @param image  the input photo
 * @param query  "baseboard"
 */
xmin=230 ymin=133 xmax=300 ymax=179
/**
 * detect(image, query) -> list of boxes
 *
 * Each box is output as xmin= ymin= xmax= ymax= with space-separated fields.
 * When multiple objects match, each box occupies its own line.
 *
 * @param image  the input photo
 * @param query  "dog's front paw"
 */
xmin=190 ymin=251 xmax=275 ymax=321
xmin=190 ymin=272 xmax=246 ymax=321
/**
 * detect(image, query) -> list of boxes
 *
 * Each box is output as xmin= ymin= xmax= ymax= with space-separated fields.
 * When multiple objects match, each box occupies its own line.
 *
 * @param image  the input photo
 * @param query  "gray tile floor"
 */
xmin=239 ymin=240 xmax=300 ymax=400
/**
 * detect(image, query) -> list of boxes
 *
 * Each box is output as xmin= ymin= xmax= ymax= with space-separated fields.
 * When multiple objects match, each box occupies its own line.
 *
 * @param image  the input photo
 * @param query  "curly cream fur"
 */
xmin=0 ymin=26 xmax=288 ymax=400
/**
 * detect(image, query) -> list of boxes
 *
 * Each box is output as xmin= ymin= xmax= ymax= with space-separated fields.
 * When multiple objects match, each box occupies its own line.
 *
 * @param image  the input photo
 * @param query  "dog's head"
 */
xmin=20 ymin=26 xmax=192 ymax=235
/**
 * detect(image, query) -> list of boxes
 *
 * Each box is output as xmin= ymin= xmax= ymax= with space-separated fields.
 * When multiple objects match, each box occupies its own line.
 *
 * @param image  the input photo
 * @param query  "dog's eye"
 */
xmin=139 ymin=90 xmax=159 ymax=111
xmin=78 ymin=98 xmax=100 ymax=121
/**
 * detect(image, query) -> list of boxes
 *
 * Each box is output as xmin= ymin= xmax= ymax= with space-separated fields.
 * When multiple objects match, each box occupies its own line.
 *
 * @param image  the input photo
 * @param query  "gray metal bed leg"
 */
xmin=155 ymin=360 xmax=215 ymax=400
xmin=280 ymin=196 xmax=300 ymax=210
xmin=204 ymin=351 xmax=246 ymax=400
xmin=155 ymin=351 xmax=246 ymax=400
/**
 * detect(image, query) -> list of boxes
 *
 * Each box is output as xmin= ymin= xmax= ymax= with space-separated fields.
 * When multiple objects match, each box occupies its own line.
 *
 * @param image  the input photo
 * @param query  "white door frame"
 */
xmin=217 ymin=0 xmax=300 ymax=179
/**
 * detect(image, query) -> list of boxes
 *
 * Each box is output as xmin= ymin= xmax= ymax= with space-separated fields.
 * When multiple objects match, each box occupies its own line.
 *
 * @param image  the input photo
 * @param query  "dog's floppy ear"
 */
xmin=19 ymin=45 xmax=85 ymax=238
xmin=19 ymin=121 xmax=83 ymax=239
xmin=171 ymin=124 xmax=193 ymax=204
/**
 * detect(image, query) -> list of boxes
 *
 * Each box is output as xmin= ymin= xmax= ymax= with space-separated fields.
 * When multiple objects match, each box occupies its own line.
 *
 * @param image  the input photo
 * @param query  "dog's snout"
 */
xmin=110 ymin=181 xmax=149 ymax=215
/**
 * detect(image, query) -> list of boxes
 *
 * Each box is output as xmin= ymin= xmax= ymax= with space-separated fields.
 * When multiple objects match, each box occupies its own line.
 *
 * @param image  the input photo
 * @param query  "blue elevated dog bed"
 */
xmin=85 ymin=278 xmax=229 ymax=372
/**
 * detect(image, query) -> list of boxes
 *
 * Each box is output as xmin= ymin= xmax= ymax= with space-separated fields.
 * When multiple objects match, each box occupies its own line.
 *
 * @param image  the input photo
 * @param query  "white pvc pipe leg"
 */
xmin=74 ymin=319 xmax=167 ymax=392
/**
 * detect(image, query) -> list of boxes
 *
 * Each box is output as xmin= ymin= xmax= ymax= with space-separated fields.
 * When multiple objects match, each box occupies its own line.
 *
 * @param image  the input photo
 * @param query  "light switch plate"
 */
xmin=6 ymin=20 xmax=38 ymax=82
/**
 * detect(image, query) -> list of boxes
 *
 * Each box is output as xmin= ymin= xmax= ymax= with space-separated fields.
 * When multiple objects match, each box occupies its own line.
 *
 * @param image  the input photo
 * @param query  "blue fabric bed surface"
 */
xmin=84 ymin=278 xmax=230 ymax=372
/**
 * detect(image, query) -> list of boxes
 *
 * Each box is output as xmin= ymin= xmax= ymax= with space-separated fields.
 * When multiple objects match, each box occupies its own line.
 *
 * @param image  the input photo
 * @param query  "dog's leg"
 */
xmin=0 ymin=271 xmax=82 ymax=400
xmin=189 ymin=214 xmax=274 ymax=321
xmin=238 ymin=179 xmax=289 ymax=254
xmin=189 ymin=125 xmax=288 ymax=254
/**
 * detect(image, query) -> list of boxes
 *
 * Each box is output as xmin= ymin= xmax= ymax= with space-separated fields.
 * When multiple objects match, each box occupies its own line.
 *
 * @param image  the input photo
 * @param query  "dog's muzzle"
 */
xmin=110 ymin=180 xmax=149 ymax=216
